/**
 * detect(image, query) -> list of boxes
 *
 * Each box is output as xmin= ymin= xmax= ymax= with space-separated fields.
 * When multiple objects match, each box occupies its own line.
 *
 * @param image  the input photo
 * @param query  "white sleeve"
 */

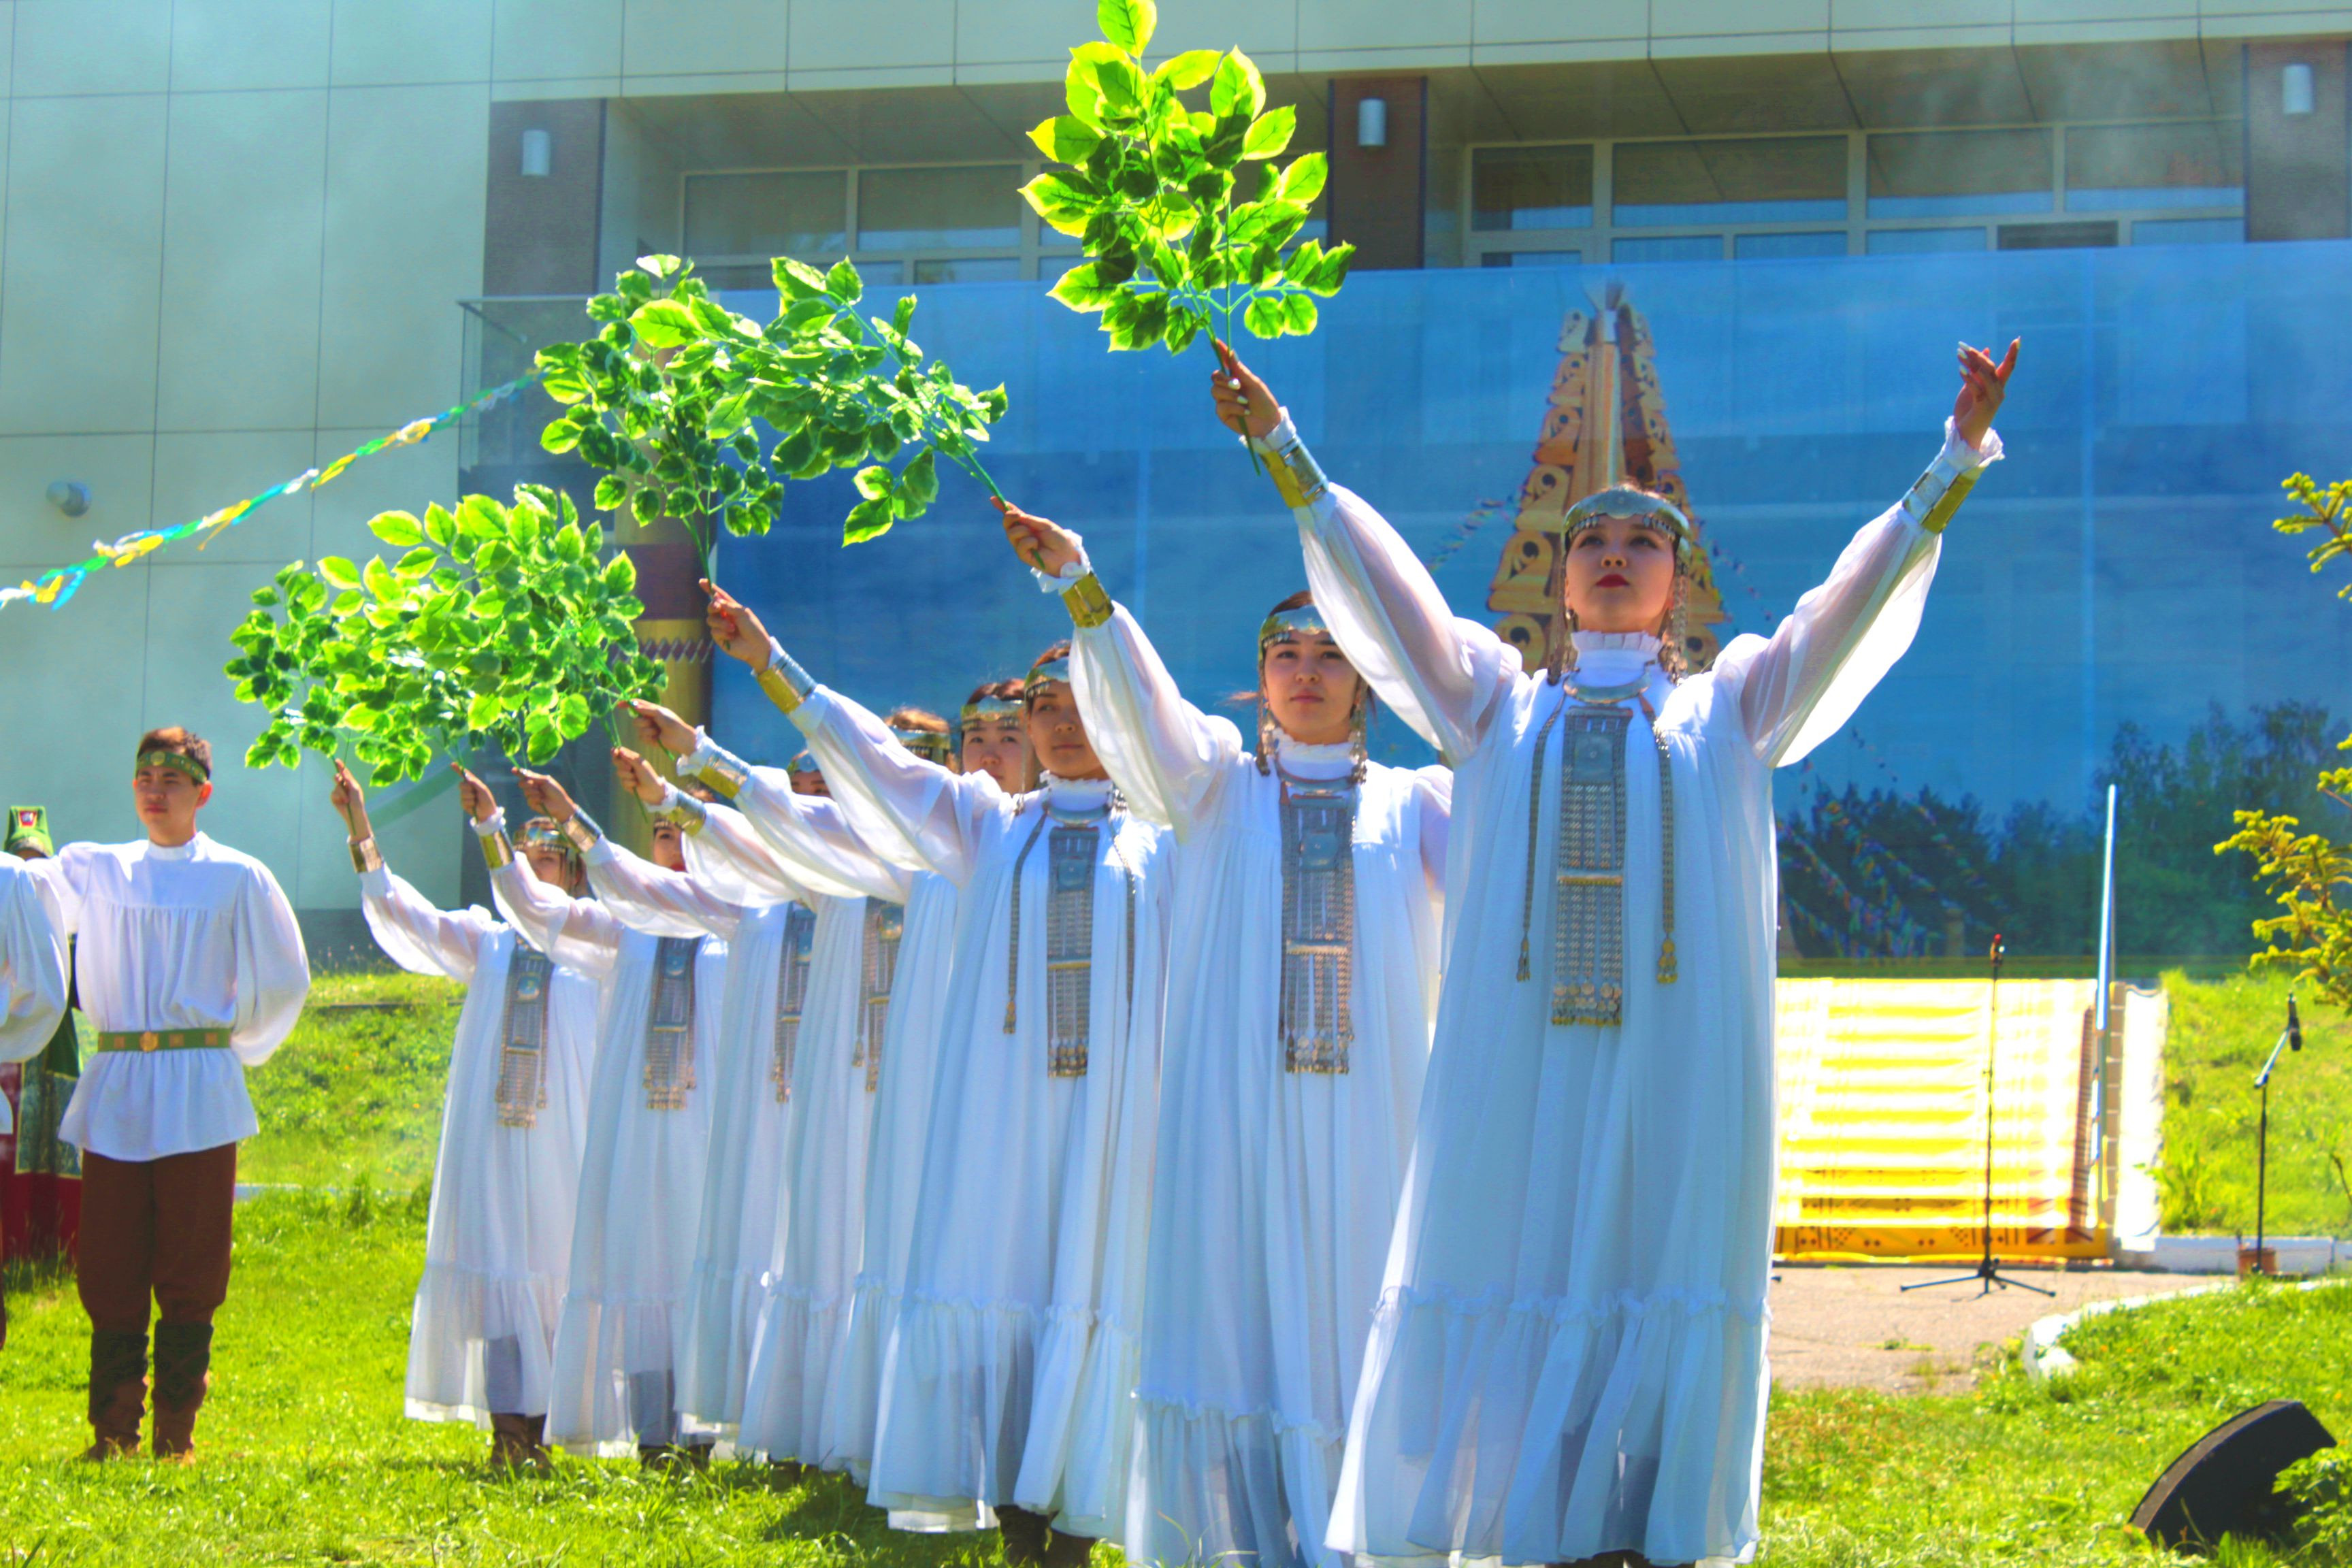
xmin=1269 ymin=416 xmax=1520 ymax=764
xmin=359 ymin=865 xmax=495 ymax=983
xmin=0 ymin=862 xmax=67 ymax=1066
xmin=1718 ymin=420 xmax=2000 ymax=768
xmin=491 ymin=858 xmax=623 ymax=979
xmin=679 ymin=802 xmax=814 ymax=909
xmin=1414 ymin=766 xmax=1454 ymax=896
xmin=229 ymin=857 xmax=312 ymax=1066
xmin=794 ymin=686 xmax=996 ymax=884
xmin=1071 ymin=600 xmax=1240 ymax=836
xmin=683 ymin=733 xmax=915 ymax=902
xmin=583 ymin=836 xmax=744 ymax=941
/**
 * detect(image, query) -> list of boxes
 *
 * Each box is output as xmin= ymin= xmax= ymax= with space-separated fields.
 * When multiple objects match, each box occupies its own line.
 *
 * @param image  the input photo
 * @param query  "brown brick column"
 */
xmin=1325 ymin=76 xmax=1427 ymax=271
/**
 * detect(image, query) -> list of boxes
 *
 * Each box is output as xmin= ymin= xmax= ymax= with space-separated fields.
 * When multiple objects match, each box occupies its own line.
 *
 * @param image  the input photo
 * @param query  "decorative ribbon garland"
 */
xmin=1 ymin=370 xmax=545 ymax=612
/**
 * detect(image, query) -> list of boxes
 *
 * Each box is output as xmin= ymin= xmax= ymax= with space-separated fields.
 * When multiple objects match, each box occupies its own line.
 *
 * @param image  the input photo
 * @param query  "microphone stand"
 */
xmin=2251 ymin=994 xmax=2302 ymax=1279
xmin=1906 ymin=935 xmax=2055 ymax=1298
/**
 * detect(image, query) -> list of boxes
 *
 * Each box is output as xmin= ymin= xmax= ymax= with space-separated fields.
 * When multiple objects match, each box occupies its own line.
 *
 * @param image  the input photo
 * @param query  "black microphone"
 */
xmin=2289 ymin=992 xmax=2304 ymax=1052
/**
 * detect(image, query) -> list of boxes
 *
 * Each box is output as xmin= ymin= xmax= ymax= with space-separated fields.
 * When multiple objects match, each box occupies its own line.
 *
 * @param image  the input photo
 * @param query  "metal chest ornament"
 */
xmin=855 ymin=899 xmax=905 ymax=1093
xmin=1514 ymin=485 xmax=1688 ymax=1027
xmin=771 ymin=904 xmax=817 ymax=1102
xmin=495 ymin=946 xmax=555 ymax=1128
xmin=643 ymin=935 xmax=700 ymax=1110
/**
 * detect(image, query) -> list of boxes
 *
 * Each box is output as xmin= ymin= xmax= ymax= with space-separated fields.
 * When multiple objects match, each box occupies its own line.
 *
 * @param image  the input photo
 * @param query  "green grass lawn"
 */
xmin=4 ymin=968 xmax=2351 ymax=1565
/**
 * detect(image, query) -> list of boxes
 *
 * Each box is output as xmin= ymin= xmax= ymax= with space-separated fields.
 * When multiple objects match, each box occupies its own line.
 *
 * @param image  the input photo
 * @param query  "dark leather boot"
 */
xmin=82 ymin=1328 xmax=148 ymax=1460
xmin=150 ymin=1322 xmax=213 ymax=1460
xmin=1041 ymin=1524 xmax=1095 ymax=1568
xmin=489 ymin=1412 xmax=538 ymax=1468
xmin=998 ymin=1505 xmax=1050 ymax=1567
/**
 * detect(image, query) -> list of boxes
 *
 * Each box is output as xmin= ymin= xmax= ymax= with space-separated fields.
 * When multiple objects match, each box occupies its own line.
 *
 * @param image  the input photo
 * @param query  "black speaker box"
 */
xmin=2132 ymin=1399 xmax=2336 ymax=1551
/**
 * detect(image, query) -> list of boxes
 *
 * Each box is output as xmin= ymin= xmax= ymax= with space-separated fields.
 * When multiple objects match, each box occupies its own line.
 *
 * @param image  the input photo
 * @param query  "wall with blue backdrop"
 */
xmin=712 ymin=240 xmax=2352 ymax=836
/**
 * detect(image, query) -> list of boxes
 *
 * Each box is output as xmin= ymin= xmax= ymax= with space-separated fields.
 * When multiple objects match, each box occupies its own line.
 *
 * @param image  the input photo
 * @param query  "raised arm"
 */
xmin=610 ymin=744 xmax=808 ymax=910
xmin=1212 ymin=342 xmax=1518 ymax=764
xmin=0 ymin=859 xmax=67 ymax=1066
xmin=998 ymin=501 xmax=1237 ymax=835
xmin=337 ymin=759 xmax=494 ymax=983
xmin=702 ymin=583 xmax=992 ymax=883
xmin=1722 ymin=342 xmax=2016 ymax=768
xmin=517 ymin=762 xmax=746 ymax=941
xmin=228 ymin=857 xmax=311 ymax=1066
xmin=470 ymin=806 xmax=623 ymax=978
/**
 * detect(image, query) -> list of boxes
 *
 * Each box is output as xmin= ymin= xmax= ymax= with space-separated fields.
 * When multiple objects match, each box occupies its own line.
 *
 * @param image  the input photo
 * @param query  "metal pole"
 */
xmin=2256 ymin=1080 xmax=2269 ymax=1277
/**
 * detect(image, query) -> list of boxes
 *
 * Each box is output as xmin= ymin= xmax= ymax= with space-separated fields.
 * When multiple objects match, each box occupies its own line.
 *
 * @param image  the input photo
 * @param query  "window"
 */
xmin=1614 ymin=235 xmax=1724 ymax=263
xmin=1482 ymin=250 xmax=1583 ymax=267
xmin=1867 ymin=227 xmax=1987 ymax=254
xmin=2066 ymin=122 xmax=2242 ymax=212
xmin=913 ymin=257 xmax=1024 ymax=284
xmin=1735 ymin=231 xmax=1846 ymax=260
xmin=683 ymin=171 xmax=848 ymax=259
xmin=857 ymin=165 xmax=1021 ymax=250
xmin=1614 ymin=137 xmax=1846 ymax=227
xmin=1473 ymin=145 xmax=1595 ymax=231
xmin=2134 ymin=216 xmax=2242 ymax=245
xmin=1997 ymin=220 xmax=2117 ymax=250
xmin=1867 ymin=129 xmax=2053 ymax=218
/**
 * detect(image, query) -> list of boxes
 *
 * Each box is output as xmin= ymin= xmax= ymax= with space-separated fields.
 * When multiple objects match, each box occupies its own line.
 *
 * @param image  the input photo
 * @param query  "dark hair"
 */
xmin=886 ymin=706 xmax=950 ymax=735
xmin=1266 ymin=589 xmax=1314 ymax=615
xmin=135 ymin=726 xmax=212 ymax=777
xmin=964 ymin=678 xmax=1024 ymax=708
xmin=1026 ymin=641 xmax=1073 ymax=705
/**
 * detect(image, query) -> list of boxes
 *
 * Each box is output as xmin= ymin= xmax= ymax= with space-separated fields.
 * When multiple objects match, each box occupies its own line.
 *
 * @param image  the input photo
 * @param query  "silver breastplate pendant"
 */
xmin=1516 ymin=676 xmax=1679 ymax=1028
xmin=855 ymin=900 xmax=904 ymax=1093
xmin=771 ymin=904 xmax=817 ymax=1102
xmin=644 ymin=935 xmax=700 ymax=1110
xmin=1004 ymin=796 xmax=1137 ymax=1079
xmin=495 ymin=946 xmax=554 ymax=1128
xmin=1277 ymin=768 xmax=1358 ymax=1073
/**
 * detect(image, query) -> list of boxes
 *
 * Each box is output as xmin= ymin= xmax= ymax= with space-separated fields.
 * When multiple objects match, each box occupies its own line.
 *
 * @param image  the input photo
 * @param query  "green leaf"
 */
xmin=1277 ymin=150 xmax=1327 ymax=205
xmin=1243 ymin=293 xmax=1288 ymax=339
xmin=1048 ymin=262 xmax=1121 ymax=312
xmin=1280 ymin=291 xmax=1318 ymax=335
xmin=316 ymin=557 xmax=361 ymax=591
xmin=1241 ymin=105 xmax=1296 ymax=160
xmin=1211 ymin=50 xmax=1264 ymax=122
xmin=341 ymin=702 xmax=382 ymax=734
xmin=593 ymin=474 xmax=630 ymax=513
xmin=395 ymin=545 xmax=440 ymax=577
xmin=1154 ymin=49 xmax=1220 ymax=90
xmin=362 ymin=557 xmax=400 ymax=602
xmin=369 ymin=510 xmax=426 ymax=549
xmin=853 ymin=465 xmax=894 ymax=503
xmin=1096 ymin=0 xmax=1155 ymax=53
xmin=1029 ymin=114 xmax=1104 ymax=164
xmin=637 ymin=253 xmax=685 ymax=280
xmin=602 ymin=553 xmax=636 ymax=594
xmin=466 ymin=691 xmax=504 ymax=732
xmin=423 ymin=504 xmax=457 ymax=550
xmin=899 ymin=446 xmax=940 ymax=510
xmin=630 ymin=298 xmax=700 ymax=349
xmin=825 ymin=258 xmax=864 ymax=305
xmin=843 ymin=496 xmax=895 ymax=546
xmin=774 ymin=257 xmax=829 ymax=299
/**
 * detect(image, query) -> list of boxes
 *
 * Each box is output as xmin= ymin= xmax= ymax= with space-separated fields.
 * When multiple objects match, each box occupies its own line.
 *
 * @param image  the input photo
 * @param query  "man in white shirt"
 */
xmin=26 ymin=728 xmax=311 ymax=1459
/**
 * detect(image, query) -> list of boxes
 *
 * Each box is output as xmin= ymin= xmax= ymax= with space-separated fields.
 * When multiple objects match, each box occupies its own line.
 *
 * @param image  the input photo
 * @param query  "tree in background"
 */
xmin=2219 ymin=474 xmax=2352 ymax=1011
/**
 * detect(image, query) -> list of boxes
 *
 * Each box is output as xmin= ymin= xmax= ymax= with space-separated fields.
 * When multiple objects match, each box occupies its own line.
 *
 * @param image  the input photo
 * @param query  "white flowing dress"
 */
xmin=0 ymin=857 xmax=69 ymax=1131
xmin=789 ymin=684 xmax=1170 ymax=1538
xmin=495 ymin=838 xmax=730 ymax=1454
xmin=359 ymin=835 xmax=596 ymax=1426
xmin=675 ymin=737 xmax=915 ymax=1469
xmin=1301 ymin=416 xmax=1999 ymax=1567
xmin=1067 ymin=598 xmax=1450 ymax=1568
xmin=660 ymin=802 xmax=834 ymax=1441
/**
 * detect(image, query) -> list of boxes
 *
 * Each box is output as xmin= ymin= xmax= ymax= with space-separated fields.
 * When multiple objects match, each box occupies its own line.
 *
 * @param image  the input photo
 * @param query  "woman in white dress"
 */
xmin=994 ymin=504 xmax=1450 ymax=1568
xmin=625 ymin=700 xmax=917 ymax=1473
xmin=702 ymin=583 xmax=1170 ymax=1568
xmin=1204 ymin=336 xmax=2016 ymax=1567
xmin=333 ymin=762 xmax=597 ymax=1469
xmin=506 ymin=767 xmax=732 ymax=1465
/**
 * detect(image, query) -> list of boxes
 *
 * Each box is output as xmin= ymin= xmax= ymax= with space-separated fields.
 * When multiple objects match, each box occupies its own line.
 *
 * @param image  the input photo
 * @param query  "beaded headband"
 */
xmin=5 ymin=804 xmax=52 ymax=858
xmin=960 ymin=694 xmax=1023 ymax=727
xmin=517 ymin=815 xmax=581 ymax=868
xmin=1258 ymin=602 xmax=1335 ymax=656
xmin=135 ymin=747 xmax=210 ymax=786
xmin=1562 ymin=485 xmax=1697 ymax=566
xmin=787 ymin=750 xmax=821 ymax=776
xmin=892 ymin=726 xmax=954 ymax=766
xmin=1024 ymin=655 xmax=1073 ymax=700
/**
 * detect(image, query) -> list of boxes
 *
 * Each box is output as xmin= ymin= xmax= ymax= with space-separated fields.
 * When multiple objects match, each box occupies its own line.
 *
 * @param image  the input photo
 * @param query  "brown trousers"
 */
xmin=78 ymin=1144 xmax=238 ymax=1333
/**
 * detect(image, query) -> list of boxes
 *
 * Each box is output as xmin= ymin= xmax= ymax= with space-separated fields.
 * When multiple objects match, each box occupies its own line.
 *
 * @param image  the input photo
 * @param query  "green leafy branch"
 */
xmin=1024 ymin=0 xmax=1352 ymax=355
xmin=537 ymin=253 xmax=1009 ymax=554
xmin=2217 ymin=472 xmax=2352 ymax=1011
xmin=225 ymin=488 xmax=663 ymax=782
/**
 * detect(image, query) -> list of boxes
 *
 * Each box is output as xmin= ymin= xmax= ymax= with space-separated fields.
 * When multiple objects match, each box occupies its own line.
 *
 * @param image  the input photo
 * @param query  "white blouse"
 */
xmin=0 ymin=856 xmax=70 ymax=1136
xmin=33 ymin=835 xmax=310 ymax=1161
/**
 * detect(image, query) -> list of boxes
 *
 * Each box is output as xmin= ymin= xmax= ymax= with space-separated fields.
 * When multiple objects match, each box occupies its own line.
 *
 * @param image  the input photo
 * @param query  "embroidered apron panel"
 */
xmin=495 ymin=946 xmax=555 ymax=1128
xmin=771 ymin=904 xmax=817 ymax=1103
xmin=1279 ymin=781 xmax=1358 ymax=1074
xmin=644 ymin=935 xmax=699 ymax=1110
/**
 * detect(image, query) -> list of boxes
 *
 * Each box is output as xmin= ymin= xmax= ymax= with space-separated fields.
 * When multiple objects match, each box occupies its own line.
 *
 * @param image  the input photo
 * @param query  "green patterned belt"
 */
xmin=93 ymin=1028 xmax=230 ymax=1054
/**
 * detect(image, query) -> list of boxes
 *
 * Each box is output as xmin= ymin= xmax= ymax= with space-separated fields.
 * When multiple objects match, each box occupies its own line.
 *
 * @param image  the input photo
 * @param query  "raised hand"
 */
xmin=626 ymin=699 xmax=698 ymax=757
xmin=993 ymin=497 xmax=1085 ymax=577
xmin=329 ymin=759 xmax=370 ymax=840
xmin=612 ymin=747 xmax=668 ymax=806
xmin=453 ymin=764 xmax=499 ymax=824
xmin=1209 ymin=338 xmax=1280 ymax=441
xmin=701 ymin=578 xmax=773 ymax=668
xmin=514 ymin=768 xmax=576 ymax=823
xmin=1953 ymin=338 xmax=2019 ymax=453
